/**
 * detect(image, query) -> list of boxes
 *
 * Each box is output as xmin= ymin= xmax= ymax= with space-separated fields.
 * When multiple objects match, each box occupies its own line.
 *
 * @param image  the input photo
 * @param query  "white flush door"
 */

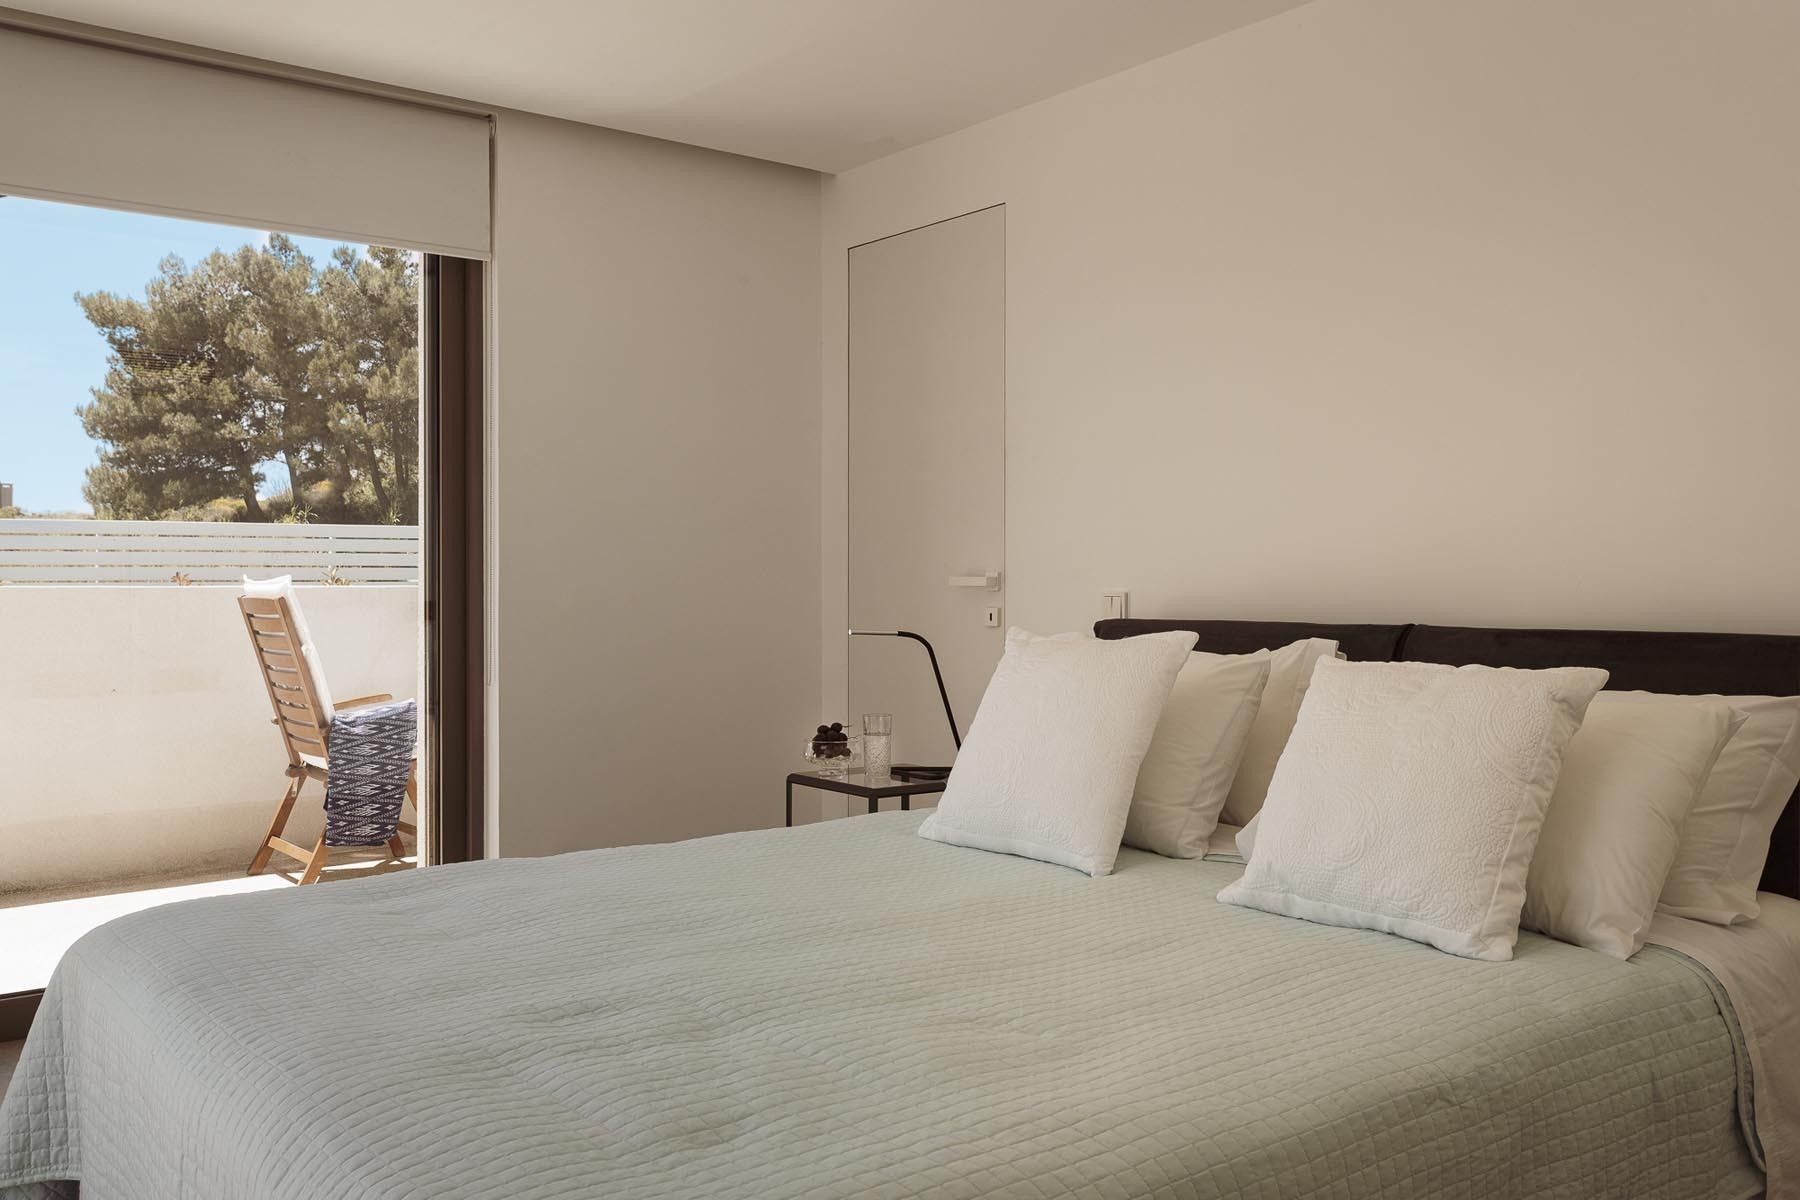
xmin=848 ymin=205 xmax=1005 ymax=774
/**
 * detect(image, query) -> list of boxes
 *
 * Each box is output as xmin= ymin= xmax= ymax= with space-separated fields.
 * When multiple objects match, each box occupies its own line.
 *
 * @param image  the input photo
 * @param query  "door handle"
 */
xmin=947 ymin=573 xmax=1002 ymax=591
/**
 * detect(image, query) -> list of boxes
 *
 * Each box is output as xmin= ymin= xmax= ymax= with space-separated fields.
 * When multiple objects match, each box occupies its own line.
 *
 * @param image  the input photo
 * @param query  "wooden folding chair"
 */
xmin=239 ymin=593 xmax=418 ymax=885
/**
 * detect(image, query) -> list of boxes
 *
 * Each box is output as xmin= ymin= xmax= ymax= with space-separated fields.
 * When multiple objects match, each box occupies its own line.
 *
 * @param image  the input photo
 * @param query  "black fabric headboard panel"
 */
xmin=1094 ymin=617 xmax=1800 ymax=900
xmin=1397 ymin=625 xmax=1800 ymax=697
xmin=1092 ymin=619 xmax=1408 ymax=663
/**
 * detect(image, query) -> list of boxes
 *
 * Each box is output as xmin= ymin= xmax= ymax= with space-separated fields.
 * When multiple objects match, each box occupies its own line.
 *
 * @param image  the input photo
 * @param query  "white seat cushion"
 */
xmin=243 ymin=574 xmax=335 ymax=722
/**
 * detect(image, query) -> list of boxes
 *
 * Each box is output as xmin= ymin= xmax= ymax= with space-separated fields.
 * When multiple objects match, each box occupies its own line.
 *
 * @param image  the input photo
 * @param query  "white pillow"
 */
xmin=1659 ymin=695 xmax=1800 ymax=924
xmin=1231 ymin=692 xmax=1768 ymax=947
xmin=1219 ymin=638 xmax=1339 ymax=827
xmin=1123 ymin=650 xmax=1271 ymax=858
xmin=1219 ymin=658 xmax=1609 ymax=961
xmin=1522 ymin=692 xmax=1744 ymax=958
xmin=920 ymin=627 xmax=1198 ymax=876
xmin=242 ymin=574 xmax=335 ymax=721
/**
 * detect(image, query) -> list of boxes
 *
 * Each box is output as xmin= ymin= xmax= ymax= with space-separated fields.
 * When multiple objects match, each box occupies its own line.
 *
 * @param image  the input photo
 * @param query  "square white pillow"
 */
xmin=1123 ymin=649 xmax=1271 ymax=858
xmin=919 ymin=627 xmax=1198 ymax=876
xmin=1658 ymin=695 xmax=1800 ymax=924
xmin=1522 ymin=692 xmax=1744 ymax=958
xmin=242 ymin=574 xmax=335 ymax=721
xmin=1219 ymin=658 xmax=1609 ymax=961
xmin=1219 ymin=638 xmax=1339 ymax=827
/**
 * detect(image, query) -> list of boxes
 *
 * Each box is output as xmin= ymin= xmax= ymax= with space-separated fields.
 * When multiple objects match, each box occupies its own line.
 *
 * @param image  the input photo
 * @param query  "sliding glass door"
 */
xmin=0 ymin=196 xmax=484 ymax=1035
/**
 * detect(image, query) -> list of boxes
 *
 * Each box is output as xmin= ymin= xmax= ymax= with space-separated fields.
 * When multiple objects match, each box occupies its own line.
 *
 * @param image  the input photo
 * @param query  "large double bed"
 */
xmin=3 ymin=619 xmax=1798 ymax=1199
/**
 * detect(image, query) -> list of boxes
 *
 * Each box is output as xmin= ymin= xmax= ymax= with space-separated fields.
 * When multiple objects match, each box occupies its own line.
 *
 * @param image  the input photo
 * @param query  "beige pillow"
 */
xmin=1658 ymin=695 xmax=1800 ymax=924
xmin=1220 ymin=659 xmax=1608 ymax=961
xmin=1219 ymin=638 xmax=1339 ymax=827
xmin=1123 ymin=650 xmax=1271 ymax=858
xmin=1523 ymin=692 xmax=1743 ymax=958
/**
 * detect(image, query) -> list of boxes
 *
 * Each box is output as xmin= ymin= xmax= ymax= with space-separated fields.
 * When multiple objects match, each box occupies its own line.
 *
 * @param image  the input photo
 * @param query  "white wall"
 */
xmin=0 ymin=585 xmax=418 ymax=891
xmin=491 ymin=111 xmax=823 ymax=857
xmin=820 ymin=0 xmax=1800 ymax=711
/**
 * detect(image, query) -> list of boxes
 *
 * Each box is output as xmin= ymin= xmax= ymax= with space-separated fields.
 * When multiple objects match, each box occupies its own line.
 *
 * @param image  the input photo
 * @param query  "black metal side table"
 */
xmin=785 ymin=769 xmax=948 ymax=827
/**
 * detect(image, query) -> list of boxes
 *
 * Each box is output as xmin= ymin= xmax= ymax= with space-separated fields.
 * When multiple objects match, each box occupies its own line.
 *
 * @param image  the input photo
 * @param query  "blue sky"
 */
xmin=0 ymin=197 xmax=349 ymax=513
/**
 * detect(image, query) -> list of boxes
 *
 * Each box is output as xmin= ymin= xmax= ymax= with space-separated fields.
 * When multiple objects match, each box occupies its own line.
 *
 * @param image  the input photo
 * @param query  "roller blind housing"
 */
xmin=0 ymin=29 xmax=491 ymax=257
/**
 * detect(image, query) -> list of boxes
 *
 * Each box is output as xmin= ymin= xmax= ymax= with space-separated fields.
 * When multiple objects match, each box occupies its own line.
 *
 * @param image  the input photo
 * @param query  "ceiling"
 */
xmin=8 ymin=0 xmax=1311 ymax=172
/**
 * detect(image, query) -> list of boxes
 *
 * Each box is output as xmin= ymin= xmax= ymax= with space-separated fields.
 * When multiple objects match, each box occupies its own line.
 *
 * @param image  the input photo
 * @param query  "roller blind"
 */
xmin=0 ymin=29 xmax=491 ymax=258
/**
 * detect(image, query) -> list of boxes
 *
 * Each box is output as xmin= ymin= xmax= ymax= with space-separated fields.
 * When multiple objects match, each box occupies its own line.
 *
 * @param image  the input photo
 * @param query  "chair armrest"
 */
xmin=333 ymin=693 xmax=396 ymax=712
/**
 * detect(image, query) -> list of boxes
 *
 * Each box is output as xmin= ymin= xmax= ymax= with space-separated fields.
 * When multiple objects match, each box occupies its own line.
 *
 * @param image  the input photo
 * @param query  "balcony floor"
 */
xmin=0 ymin=849 xmax=414 ymax=996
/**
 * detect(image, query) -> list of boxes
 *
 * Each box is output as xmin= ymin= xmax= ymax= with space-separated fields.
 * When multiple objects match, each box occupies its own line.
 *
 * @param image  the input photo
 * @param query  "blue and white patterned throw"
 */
xmin=323 ymin=698 xmax=417 ymax=846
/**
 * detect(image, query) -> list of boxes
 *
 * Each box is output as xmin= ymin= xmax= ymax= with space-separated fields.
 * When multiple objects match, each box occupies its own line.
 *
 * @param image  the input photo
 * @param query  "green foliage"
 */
xmin=76 ymin=236 xmax=419 ymax=524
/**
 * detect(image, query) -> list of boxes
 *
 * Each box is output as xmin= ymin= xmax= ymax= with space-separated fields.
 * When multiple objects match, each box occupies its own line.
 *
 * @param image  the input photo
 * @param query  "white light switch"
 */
xmin=1102 ymin=590 xmax=1129 ymax=621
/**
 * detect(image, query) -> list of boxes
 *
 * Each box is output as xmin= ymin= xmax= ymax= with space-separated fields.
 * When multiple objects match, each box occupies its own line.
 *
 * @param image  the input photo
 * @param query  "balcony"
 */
xmin=0 ymin=520 xmax=422 ymax=993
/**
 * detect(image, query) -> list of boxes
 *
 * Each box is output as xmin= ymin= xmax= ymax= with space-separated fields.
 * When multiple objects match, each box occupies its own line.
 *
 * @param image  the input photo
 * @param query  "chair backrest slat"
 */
xmin=239 ymin=594 xmax=329 ymax=766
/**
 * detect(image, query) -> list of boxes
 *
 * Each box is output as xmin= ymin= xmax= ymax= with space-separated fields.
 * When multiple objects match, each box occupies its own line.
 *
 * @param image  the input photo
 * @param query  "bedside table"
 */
xmin=785 ymin=770 xmax=948 ymax=827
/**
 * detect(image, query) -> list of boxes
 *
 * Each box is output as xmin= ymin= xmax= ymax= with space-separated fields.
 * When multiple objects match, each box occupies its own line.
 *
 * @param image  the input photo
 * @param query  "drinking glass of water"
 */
xmin=862 ymin=712 xmax=893 ymax=781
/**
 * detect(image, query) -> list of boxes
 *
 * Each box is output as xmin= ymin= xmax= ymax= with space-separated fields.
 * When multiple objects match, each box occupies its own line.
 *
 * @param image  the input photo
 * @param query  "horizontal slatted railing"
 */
xmin=0 ymin=519 xmax=419 ymax=584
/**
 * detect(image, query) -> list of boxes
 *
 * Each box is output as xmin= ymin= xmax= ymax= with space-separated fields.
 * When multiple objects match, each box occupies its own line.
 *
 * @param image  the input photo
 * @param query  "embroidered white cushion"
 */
xmin=1123 ymin=649 xmax=1271 ymax=858
xmin=1658 ymin=695 xmax=1800 ymax=924
xmin=1219 ymin=638 xmax=1339 ymax=827
xmin=1522 ymin=692 xmax=1744 ymax=958
xmin=920 ymin=627 xmax=1198 ymax=876
xmin=1218 ymin=658 xmax=1609 ymax=961
xmin=242 ymin=574 xmax=335 ymax=721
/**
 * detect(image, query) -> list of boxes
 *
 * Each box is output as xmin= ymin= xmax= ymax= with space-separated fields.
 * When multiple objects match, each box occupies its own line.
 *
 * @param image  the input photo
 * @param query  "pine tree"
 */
xmin=76 ymin=237 xmax=419 ymax=523
xmin=312 ymin=246 xmax=421 ymax=524
xmin=78 ymin=255 xmax=275 ymax=520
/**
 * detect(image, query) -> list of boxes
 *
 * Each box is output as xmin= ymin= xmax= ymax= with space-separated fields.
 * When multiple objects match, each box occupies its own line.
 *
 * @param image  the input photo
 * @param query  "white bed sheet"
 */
xmin=1205 ymin=822 xmax=1247 ymax=862
xmin=1649 ymin=895 xmax=1800 ymax=1199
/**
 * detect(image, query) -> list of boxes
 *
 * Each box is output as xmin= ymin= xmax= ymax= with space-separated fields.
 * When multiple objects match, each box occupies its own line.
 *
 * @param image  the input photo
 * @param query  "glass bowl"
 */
xmin=803 ymin=734 xmax=863 ymax=776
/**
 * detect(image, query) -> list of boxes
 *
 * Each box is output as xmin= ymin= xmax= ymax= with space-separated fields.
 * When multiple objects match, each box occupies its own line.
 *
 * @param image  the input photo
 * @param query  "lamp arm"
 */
xmin=894 ymin=630 xmax=962 ymax=750
xmin=847 ymin=627 xmax=963 ymax=751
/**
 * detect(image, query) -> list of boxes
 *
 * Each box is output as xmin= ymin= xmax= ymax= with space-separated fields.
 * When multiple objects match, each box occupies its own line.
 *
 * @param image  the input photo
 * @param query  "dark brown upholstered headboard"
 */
xmin=1090 ymin=618 xmax=1410 ymax=664
xmin=1094 ymin=617 xmax=1800 ymax=901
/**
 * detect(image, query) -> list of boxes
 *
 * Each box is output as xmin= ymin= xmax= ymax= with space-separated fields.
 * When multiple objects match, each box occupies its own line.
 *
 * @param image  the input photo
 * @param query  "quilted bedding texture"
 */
xmin=0 ymin=811 xmax=1766 ymax=1199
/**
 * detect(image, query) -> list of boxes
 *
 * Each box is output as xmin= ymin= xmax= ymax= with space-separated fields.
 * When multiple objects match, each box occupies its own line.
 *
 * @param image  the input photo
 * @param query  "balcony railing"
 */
xmin=0 ymin=519 xmax=420 ymax=584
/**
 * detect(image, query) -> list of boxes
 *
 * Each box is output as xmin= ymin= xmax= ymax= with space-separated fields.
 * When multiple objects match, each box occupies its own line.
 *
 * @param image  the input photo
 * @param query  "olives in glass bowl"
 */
xmin=804 ymin=722 xmax=863 ymax=776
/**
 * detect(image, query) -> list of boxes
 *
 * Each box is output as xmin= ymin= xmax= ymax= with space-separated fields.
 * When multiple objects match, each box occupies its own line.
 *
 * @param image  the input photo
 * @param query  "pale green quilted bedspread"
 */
xmin=0 ymin=811 xmax=1761 ymax=1199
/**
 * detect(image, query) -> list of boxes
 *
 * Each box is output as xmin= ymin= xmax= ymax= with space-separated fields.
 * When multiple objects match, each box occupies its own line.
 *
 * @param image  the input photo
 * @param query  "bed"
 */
xmin=3 ymin=618 xmax=1798 ymax=1200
